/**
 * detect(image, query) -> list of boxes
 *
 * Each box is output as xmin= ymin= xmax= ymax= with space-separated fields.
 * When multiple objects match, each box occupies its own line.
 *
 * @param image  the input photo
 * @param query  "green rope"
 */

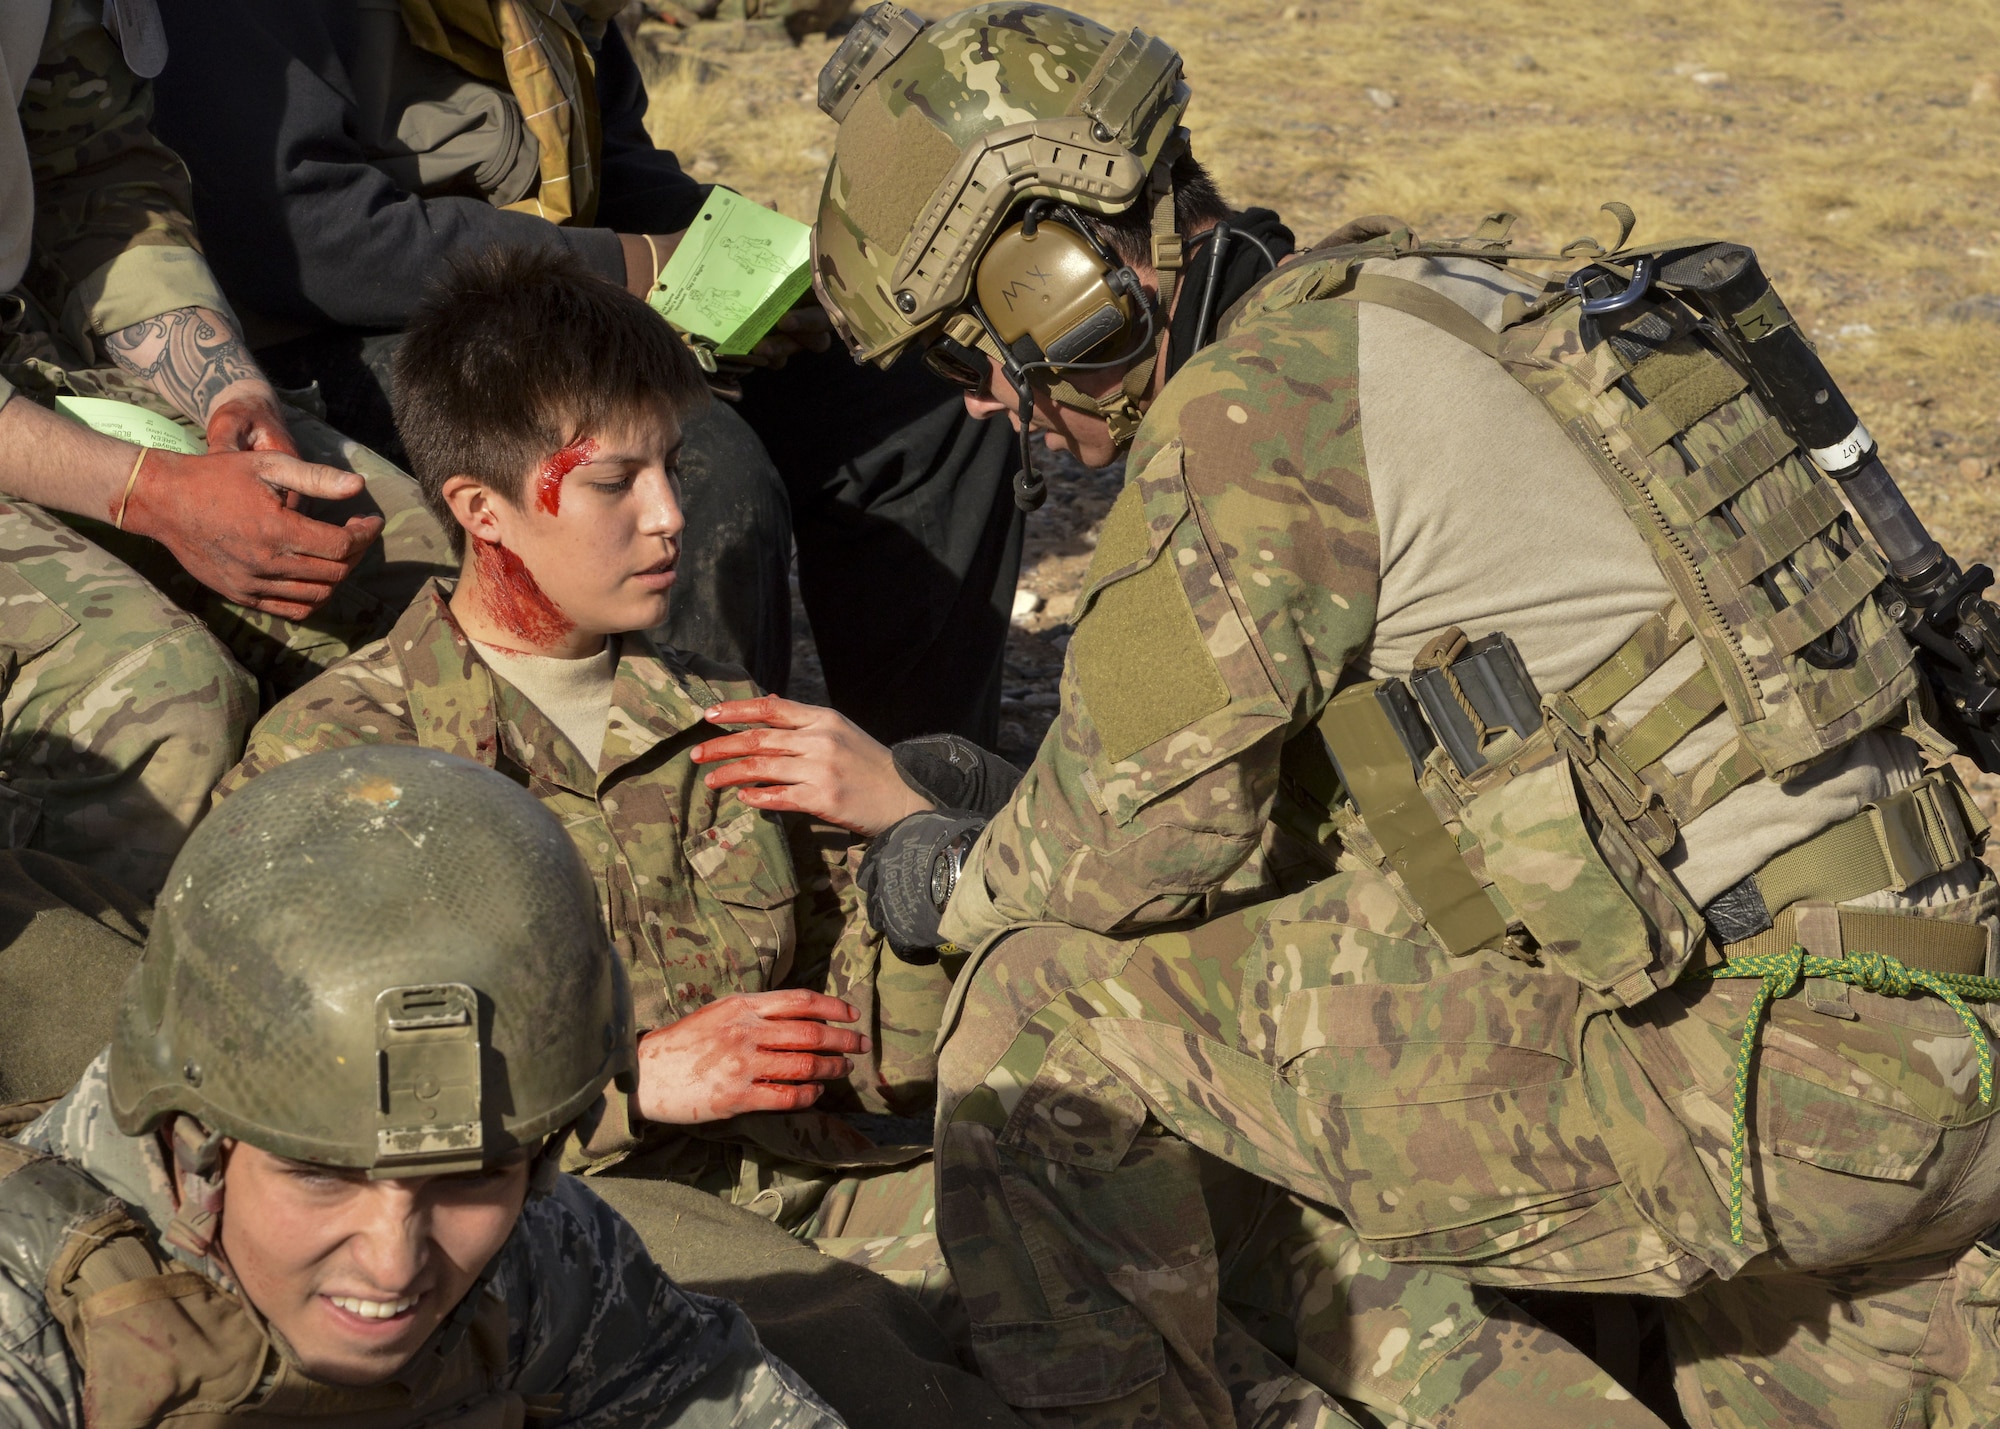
xmin=1698 ymin=946 xmax=2000 ymax=1245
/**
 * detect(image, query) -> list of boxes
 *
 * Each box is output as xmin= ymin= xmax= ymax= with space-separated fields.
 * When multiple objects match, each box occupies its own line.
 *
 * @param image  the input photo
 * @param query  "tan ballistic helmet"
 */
xmin=812 ymin=1 xmax=1192 ymax=368
xmin=109 ymin=745 xmax=633 ymax=1177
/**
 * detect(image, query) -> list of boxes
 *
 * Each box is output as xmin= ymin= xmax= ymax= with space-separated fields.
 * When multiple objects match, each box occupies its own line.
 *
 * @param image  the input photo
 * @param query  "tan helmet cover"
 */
xmin=109 ymin=745 xmax=633 ymax=1177
xmin=812 ymin=2 xmax=1191 ymax=366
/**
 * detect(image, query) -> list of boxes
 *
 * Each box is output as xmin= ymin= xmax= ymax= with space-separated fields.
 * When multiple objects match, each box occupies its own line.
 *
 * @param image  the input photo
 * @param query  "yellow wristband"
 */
xmin=644 ymin=234 xmax=663 ymax=295
xmin=113 ymin=446 xmax=148 ymax=531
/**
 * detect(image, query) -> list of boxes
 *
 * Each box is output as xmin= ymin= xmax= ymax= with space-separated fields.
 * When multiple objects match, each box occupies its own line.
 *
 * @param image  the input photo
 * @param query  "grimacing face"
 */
xmin=211 ymin=1140 xmax=532 ymax=1385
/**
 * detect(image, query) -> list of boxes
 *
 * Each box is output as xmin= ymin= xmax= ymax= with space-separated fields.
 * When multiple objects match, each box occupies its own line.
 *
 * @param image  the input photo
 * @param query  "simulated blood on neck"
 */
xmin=535 ymin=436 xmax=597 ymax=516
xmin=472 ymin=538 xmax=575 ymax=647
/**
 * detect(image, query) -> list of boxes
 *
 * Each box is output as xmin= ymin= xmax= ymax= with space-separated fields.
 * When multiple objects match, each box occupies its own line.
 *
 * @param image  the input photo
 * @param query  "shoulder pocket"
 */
xmin=1070 ymin=443 xmax=1286 ymax=825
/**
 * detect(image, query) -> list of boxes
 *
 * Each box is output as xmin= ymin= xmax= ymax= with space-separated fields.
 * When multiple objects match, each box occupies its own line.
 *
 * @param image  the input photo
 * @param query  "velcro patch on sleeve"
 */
xmin=1073 ymin=486 xmax=1231 ymax=764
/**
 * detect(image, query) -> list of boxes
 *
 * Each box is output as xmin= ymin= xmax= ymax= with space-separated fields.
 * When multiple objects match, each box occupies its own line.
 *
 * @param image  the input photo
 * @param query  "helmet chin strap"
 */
xmin=162 ymin=1114 xmax=229 ymax=1260
xmin=986 ymin=159 xmax=1182 ymax=511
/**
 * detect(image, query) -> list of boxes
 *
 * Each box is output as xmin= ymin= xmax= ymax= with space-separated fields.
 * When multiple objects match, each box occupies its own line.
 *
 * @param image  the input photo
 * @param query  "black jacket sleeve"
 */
xmin=150 ymin=1 xmax=694 ymax=331
xmin=591 ymin=21 xmax=710 ymax=234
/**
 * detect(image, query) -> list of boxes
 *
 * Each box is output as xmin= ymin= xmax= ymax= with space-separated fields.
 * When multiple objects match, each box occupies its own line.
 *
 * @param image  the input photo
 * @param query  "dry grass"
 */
xmin=638 ymin=1 xmax=2000 ymax=747
xmin=640 ymin=0 xmax=2000 ymax=548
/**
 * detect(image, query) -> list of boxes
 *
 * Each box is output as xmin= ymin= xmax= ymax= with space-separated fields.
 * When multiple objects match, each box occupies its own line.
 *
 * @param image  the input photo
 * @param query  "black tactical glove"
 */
xmin=890 ymin=734 xmax=1023 ymax=817
xmin=856 ymin=807 xmax=987 ymax=964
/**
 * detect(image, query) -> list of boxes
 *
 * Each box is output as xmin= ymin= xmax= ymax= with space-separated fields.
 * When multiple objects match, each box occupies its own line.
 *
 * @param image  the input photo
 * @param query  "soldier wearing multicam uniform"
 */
xmin=0 ymin=744 xmax=842 ymax=1426
xmin=218 ymin=249 xmax=965 ymax=1332
xmin=0 ymin=0 xmax=451 ymax=899
xmin=220 ymin=585 xmax=951 ymax=1267
xmin=812 ymin=5 xmax=2000 ymax=1427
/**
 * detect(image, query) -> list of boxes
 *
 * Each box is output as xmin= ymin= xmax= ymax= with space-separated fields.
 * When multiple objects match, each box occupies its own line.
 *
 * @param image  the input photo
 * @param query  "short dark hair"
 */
xmin=393 ymin=246 xmax=710 ymax=554
xmin=1080 ymin=152 xmax=1232 ymax=269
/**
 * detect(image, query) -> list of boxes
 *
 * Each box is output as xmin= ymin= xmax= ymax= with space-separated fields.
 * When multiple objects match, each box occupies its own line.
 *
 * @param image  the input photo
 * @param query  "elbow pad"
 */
xmin=856 ymin=808 xmax=987 ymax=964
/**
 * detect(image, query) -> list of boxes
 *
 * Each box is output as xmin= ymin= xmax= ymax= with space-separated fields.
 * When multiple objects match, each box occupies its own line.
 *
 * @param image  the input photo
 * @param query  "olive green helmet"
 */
xmin=811 ymin=1 xmax=1192 ymax=368
xmin=109 ymin=745 xmax=633 ymax=1177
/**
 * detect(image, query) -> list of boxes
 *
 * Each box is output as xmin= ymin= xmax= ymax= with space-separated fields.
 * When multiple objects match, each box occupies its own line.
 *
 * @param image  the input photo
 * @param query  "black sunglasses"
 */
xmin=923 ymin=331 xmax=991 ymax=392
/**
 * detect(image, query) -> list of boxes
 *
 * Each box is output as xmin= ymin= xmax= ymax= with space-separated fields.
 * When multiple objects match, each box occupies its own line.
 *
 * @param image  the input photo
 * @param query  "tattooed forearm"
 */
xmin=104 ymin=306 xmax=266 ymax=425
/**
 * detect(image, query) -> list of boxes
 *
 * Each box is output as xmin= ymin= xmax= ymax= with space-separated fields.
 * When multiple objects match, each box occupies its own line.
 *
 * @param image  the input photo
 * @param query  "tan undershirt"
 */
xmin=1353 ymin=254 xmax=1962 ymax=909
xmin=471 ymin=638 xmax=616 ymax=771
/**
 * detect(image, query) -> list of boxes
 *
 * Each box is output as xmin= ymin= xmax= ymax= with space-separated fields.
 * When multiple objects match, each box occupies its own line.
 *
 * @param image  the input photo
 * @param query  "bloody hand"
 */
xmin=119 ymin=449 xmax=382 ymax=620
xmin=634 ymin=989 xmax=870 ymax=1124
xmin=203 ymin=389 xmax=299 ymax=457
xmin=693 ymin=695 xmax=932 ymax=837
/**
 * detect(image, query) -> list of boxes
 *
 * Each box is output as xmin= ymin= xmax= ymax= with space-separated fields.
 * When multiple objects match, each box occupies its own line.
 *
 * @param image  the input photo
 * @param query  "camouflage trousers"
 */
xmin=768 ymin=1132 xmax=1638 ymax=1429
xmin=0 ymin=410 xmax=451 ymax=898
xmin=802 ymin=1152 xmax=961 ymax=1342
xmin=935 ymin=860 xmax=2000 ymax=1428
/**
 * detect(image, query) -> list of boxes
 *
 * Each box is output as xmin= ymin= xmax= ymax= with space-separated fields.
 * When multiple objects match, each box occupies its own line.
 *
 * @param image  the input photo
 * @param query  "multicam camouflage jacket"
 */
xmin=3 ymin=0 xmax=234 ymax=408
xmin=938 ymin=240 xmax=1939 ymax=970
xmin=0 ymin=1054 xmax=844 ymax=1427
xmin=221 ymin=582 xmax=946 ymax=1161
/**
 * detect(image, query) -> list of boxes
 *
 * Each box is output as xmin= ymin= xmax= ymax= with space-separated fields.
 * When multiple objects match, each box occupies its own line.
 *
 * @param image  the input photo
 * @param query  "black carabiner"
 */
xmin=1568 ymin=255 xmax=1657 ymax=316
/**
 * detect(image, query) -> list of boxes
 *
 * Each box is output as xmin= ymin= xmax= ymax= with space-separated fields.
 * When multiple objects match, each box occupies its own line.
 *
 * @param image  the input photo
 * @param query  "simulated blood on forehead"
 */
xmin=535 ymin=436 xmax=597 ymax=516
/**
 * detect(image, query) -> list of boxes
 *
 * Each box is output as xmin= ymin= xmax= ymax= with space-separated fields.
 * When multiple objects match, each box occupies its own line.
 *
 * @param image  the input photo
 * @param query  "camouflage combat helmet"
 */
xmin=812 ymin=1 xmax=1191 ymax=368
xmin=109 ymin=745 xmax=633 ymax=1177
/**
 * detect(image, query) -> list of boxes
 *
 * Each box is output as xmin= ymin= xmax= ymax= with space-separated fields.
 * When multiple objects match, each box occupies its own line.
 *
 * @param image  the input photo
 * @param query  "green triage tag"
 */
xmin=53 ymin=395 xmax=205 ymax=455
xmin=647 ymin=188 xmax=813 ymax=358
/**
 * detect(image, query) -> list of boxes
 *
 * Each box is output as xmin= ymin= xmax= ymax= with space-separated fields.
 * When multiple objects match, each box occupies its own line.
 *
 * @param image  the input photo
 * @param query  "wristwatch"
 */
xmin=930 ymin=829 xmax=975 ymax=913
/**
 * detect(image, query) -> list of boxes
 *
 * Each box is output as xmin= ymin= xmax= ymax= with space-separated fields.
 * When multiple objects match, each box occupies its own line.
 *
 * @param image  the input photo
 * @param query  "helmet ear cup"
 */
xmin=973 ymin=220 xmax=1138 ymax=370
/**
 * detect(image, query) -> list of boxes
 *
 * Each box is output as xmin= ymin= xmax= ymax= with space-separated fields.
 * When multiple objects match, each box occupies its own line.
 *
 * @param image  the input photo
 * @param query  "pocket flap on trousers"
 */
xmin=1763 ymin=1067 xmax=1943 ymax=1181
xmin=0 ymin=565 xmax=78 ymax=664
xmin=970 ymin=1303 xmax=1166 ymax=1409
xmin=1000 ymin=1027 xmax=1149 ymax=1172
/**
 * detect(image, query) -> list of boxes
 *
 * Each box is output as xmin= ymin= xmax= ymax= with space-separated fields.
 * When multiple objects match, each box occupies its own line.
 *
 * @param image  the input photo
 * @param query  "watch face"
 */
xmin=930 ymin=849 xmax=954 ymax=910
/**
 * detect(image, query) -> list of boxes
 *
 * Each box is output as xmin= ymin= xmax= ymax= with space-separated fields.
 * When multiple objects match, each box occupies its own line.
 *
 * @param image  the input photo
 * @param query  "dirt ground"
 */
xmin=632 ymin=0 xmax=2000 ymax=766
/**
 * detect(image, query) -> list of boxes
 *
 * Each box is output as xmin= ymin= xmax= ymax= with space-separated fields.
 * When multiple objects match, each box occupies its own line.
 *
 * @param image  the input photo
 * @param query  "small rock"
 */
xmin=1836 ymin=323 xmax=1876 ymax=339
xmin=1280 ymin=4 xmax=1316 ymax=18
xmin=1044 ymin=591 xmax=1076 ymax=620
xmin=1511 ymin=53 xmax=1539 ymax=72
xmin=1364 ymin=87 xmax=1398 ymax=110
xmin=799 ymin=145 xmax=829 ymax=164
xmin=1011 ymin=589 xmax=1044 ymax=620
xmin=1972 ymin=73 xmax=1999 ymax=105
xmin=1944 ymin=295 xmax=2000 ymax=324
xmin=1961 ymin=457 xmax=1990 ymax=480
xmin=1690 ymin=70 xmax=1730 ymax=87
